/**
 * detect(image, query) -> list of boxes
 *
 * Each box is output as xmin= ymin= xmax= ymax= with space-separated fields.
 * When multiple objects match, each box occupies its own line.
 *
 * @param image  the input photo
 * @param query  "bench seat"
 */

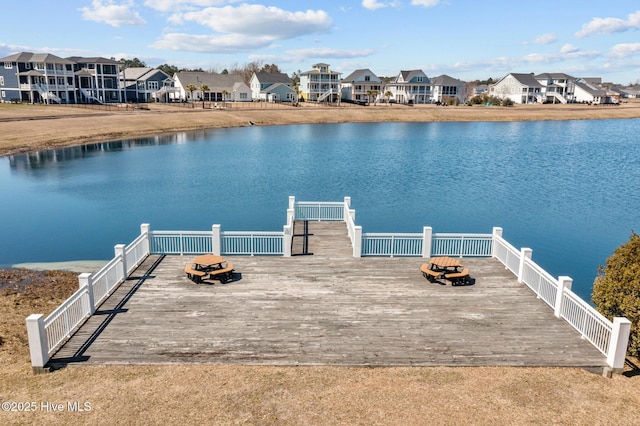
xmin=420 ymin=263 xmax=443 ymax=282
xmin=185 ymin=264 xmax=206 ymax=283
xmin=444 ymin=268 xmax=470 ymax=285
xmin=208 ymin=262 xmax=234 ymax=283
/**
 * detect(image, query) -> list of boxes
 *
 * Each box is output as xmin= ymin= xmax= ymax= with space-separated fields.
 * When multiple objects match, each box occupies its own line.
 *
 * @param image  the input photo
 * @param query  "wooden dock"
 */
xmin=50 ymin=222 xmax=608 ymax=370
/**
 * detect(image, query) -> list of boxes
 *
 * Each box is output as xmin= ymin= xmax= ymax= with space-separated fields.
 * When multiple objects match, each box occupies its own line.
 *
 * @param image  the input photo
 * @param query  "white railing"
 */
xmin=295 ymin=201 xmax=344 ymax=221
xmin=521 ymin=257 xmax=558 ymax=309
xmin=151 ymin=231 xmax=212 ymax=254
xmin=432 ymin=233 xmax=493 ymax=257
xmin=91 ymin=256 xmax=123 ymax=306
xmin=362 ymin=233 xmax=423 ymax=256
xmin=125 ymin=232 xmax=148 ymax=274
xmin=222 ymin=231 xmax=284 ymax=255
xmin=43 ymin=287 xmax=91 ymax=354
xmin=561 ymin=289 xmax=613 ymax=355
xmin=493 ymin=235 xmax=521 ymax=275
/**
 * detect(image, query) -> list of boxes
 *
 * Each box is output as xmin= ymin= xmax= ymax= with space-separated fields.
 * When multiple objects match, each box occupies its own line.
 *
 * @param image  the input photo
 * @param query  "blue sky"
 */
xmin=2 ymin=1 xmax=640 ymax=83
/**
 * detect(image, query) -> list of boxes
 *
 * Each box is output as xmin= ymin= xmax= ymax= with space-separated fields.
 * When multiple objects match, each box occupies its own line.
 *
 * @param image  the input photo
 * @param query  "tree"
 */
xmin=260 ymin=63 xmax=281 ymax=73
xmin=157 ymin=63 xmax=179 ymax=77
xmin=222 ymin=89 xmax=228 ymax=106
xmin=385 ymin=90 xmax=392 ymax=105
xmin=199 ymin=84 xmax=209 ymax=108
xmin=592 ymin=232 xmax=640 ymax=357
xmin=185 ymin=84 xmax=197 ymax=105
xmin=118 ymin=57 xmax=146 ymax=70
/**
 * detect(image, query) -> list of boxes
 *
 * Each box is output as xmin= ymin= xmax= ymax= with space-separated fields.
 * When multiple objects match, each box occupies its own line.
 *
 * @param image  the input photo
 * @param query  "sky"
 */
xmin=1 ymin=1 xmax=640 ymax=84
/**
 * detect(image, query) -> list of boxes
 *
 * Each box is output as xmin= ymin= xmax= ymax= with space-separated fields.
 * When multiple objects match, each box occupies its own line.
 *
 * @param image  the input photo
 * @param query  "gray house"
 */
xmin=430 ymin=74 xmax=467 ymax=104
xmin=121 ymin=67 xmax=173 ymax=103
xmin=249 ymin=72 xmax=296 ymax=102
xmin=173 ymin=71 xmax=252 ymax=103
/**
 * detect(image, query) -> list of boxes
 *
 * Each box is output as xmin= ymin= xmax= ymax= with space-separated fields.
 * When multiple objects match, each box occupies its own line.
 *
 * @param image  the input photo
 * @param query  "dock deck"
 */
xmin=50 ymin=222 xmax=608 ymax=370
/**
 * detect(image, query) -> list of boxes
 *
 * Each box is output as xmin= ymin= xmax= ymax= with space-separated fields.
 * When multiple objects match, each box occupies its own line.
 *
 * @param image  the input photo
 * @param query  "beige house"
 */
xmin=299 ymin=63 xmax=341 ymax=102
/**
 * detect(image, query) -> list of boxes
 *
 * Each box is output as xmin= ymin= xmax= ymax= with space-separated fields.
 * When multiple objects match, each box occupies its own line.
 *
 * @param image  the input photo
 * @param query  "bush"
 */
xmin=592 ymin=232 xmax=640 ymax=356
xmin=501 ymin=98 xmax=514 ymax=107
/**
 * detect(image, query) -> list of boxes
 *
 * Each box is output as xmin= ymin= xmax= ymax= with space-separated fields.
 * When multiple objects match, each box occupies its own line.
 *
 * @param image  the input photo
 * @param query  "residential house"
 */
xmin=68 ymin=56 xmax=121 ymax=103
xmin=386 ymin=70 xmax=431 ymax=104
xmin=430 ymin=74 xmax=467 ymax=104
xmin=249 ymin=72 xmax=296 ymax=102
xmin=299 ymin=63 xmax=341 ymax=102
xmin=535 ymin=73 xmax=576 ymax=104
xmin=489 ymin=73 xmax=542 ymax=104
xmin=121 ymin=67 xmax=174 ymax=103
xmin=1 ymin=52 xmax=76 ymax=104
xmin=340 ymin=69 xmax=383 ymax=103
xmin=172 ymin=72 xmax=251 ymax=103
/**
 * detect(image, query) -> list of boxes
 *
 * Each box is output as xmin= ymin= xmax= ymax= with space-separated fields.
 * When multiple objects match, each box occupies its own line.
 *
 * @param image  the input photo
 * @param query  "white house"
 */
xmin=386 ymin=70 xmax=430 ymax=104
xmin=299 ymin=63 xmax=341 ymax=102
xmin=430 ymin=74 xmax=467 ymax=104
xmin=249 ymin=72 xmax=296 ymax=102
xmin=172 ymin=72 xmax=251 ymax=103
xmin=535 ymin=73 xmax=576 ymax=104
xmin=489 ymin=73 xmax=542 ymax=104
xmin=340 ymin=69 xmax=383 ymax=103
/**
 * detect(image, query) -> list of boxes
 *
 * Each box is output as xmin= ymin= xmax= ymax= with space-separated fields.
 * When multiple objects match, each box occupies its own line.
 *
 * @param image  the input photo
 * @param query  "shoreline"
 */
xmin=2 ymin=101 xmax=640 ymax=157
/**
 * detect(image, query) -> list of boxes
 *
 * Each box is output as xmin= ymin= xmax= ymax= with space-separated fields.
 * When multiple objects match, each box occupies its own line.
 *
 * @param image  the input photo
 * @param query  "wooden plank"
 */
xmin=49 ymin=222 xmax=608 ymax=370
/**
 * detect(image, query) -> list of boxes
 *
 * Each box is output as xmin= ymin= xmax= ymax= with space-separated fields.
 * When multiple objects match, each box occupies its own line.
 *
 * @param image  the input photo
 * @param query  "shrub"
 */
xmin=592 ymin=232 xmax=640 ymax=356
xmin=501 ymin=98 xmax=514 ymax=107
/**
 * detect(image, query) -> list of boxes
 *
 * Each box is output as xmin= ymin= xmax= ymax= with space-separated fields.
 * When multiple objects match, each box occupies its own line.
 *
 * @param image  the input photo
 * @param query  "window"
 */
xmin=417 ymin=77 xmax=423 ymax=82
xmin=56 ymin=64 xmax=63 ymax=71
xmin=4 ymin=62 xmax=12 ymax=69
xmin=240 ymin=92 xmax=248 ymax=100
xmin=25 ymin=63 xmax=31 ymax=70
xmin=0 ymin=76 xmax=4 ymax=85
xmin=147 ymin=81 xmax=159 ymax=90
xmin=1 ymin=91 xmax=5 ymax=98
xmin=364 ymin=75 xmax=370 ymax=82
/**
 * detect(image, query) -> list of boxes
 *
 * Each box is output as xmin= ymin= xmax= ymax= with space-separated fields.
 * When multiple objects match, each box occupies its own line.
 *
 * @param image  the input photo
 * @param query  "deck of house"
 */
xmin=49 ymin=222 xmax=608 ymax=370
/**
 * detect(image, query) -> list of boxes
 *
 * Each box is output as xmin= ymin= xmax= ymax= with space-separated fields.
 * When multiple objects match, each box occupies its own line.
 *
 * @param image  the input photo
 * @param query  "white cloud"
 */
xmin=150 ymin=33 xmax=273 ymax=53
xmin=574 ymin=10 xmax=640 ymax=38
xmin=143 ymin=0 xmax=234 ymax=13
xmin=526 ymin=33 xmax=557 ymax=45
xmin=560 ymin=44 xmax=579 ymax=54
xmin=80 ymin=0 xmax=146 ymax=27
xmin=411 ymin=0 xmax=441 ymax=7
xmin=178 ymin=5 xmax=331 ymax=39
xmin=362 ymin=0 xmax=387 ymax=10
xmin=285 ymin=47 xmax=375 ymax=60
xmin=609 ymin=43 xmax=640 ymax=58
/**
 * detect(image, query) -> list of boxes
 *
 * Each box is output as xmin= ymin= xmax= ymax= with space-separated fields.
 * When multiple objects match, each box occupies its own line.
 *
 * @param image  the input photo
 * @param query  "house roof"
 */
xmin=535 ymin=72 xmax=575 ymax=81
xmin=67 ymin=56 xmax=120 ymax=65
xmin=1 ymin=52 xmax=73 ymax=64
xmin=575 ymin=81 xmax=605 ymax=96
xmin=121 ymin=67 xmax=170 ymax=81
xmin=395 ymin=70 xmax=428 ymax=83
xmin=175 ymin=72 xmax=248 ymax=92
xmin=252 ymin=72 xmax=291 ymax=84
xmin=495 ymin=73 xmax=542 ymax=88
xmin=341 ymin=69 xmax=380 ymax=83
xmin=260 ymin=82 xmax=296 ymax=94
xmin=431 ymin=74 xmax=464 ymax=86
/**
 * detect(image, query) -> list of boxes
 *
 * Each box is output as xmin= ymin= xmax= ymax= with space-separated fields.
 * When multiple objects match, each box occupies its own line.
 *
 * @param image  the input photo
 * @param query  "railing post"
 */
xmin=353 ymin=225 xmax=362 ymax=258
xmin=26 ymin=314 xmax=49 ymax=373
xmin=343 ymin=196 xmax=351 ymax=222
xmin=114 ymin=244 xmax=127 ymax=280
xmin=288 ymin=195 xmax=295 ymax=211
xmin=283 ymin=225 xmax=292 ymax=257
xmin=422 ymin=226 xmax=432 ymax=258
xmin=79 ymin=272 xmax=95 ymax=315
xmin=140 ymin=223 xmax=151 ymax=255
xmin=212 ymin=224 xmax=221 ymax=255
xmin=287 ymin=208 xmax=294 ymax=228
xmin=517 ymin=248 xmax=532 ymax=283
xmin=554 ymin=276 xmax=572 ymax=318
xmin=491 ymin=227 xmax=503 ymax=258
xmin=606 ymin=317 xmax=632 ymax=373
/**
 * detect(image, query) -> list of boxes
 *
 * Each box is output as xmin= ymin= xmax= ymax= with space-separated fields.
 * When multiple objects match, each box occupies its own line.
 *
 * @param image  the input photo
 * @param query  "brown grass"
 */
xmin=2 ymin=101 xmax=640 ymax=156
xmin=2 ymin=104 xmax=640 ymax=424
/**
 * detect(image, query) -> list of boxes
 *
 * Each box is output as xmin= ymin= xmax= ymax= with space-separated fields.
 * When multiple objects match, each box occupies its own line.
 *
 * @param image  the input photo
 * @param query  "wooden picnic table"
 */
xmin=428 ymin=256 xmax=463 ymax=270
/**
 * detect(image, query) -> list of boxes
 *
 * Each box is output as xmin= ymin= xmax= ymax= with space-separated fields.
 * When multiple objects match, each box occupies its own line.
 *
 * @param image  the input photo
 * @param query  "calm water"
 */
xmin=2 ymin=120 xmax=639 ymax=301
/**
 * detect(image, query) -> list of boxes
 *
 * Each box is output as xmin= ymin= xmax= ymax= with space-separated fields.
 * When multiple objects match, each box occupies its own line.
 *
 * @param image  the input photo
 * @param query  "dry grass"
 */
xmin=1 ymin=269 xmax=639 ymax=425
xmin=2 ymin=101 xmax=640 ymax=156
xmin=2 ymin=104 xmax=640 ymax=424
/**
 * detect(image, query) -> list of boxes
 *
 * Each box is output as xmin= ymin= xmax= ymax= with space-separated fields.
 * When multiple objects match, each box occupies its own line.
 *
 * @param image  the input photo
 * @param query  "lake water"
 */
xmin=2 ymin=120 xmax=639 ymax=301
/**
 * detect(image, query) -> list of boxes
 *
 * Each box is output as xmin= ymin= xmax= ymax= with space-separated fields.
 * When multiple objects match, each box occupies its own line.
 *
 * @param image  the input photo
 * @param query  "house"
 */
xmin=1 ymin=52 xmax=76 ymax=104
xmin=340 ymin=69 xmax=383 ymax=104
xmin=120 ymin=67 xmax=174 ymax=103
xmin=249 ymin=72 xmax=296 ymax=102
xmin=430 ymin=74 xmax=467 ymax=104
xmin=68 ymin=56 xmax=121 ymax=103
xmin=386 ymin=70 xmax=431 ymax=104
xmin=534 ymin=73 xmax=576 ymax=104
xmin=489 ymin=73 xmax=542 ymax=104
xmin=573 ymin=79 xmax=606 ymax=104
xmin=172 ymin=72 xmax=251 ymax=103
xmin=298 ymin=63 xmax=341 ymax=102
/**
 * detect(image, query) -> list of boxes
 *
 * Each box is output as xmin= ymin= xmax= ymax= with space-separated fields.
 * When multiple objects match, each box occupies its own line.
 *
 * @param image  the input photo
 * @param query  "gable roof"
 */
xmin=535 ymin=72 xmax=575 ymax=81
xmin=121 ymin=67 xmax=170 ymax=81
xmin=174 ymin=72 xmax=248 ymax=91
xmin=252 ymin=72 xmax=291 ymax=84
xmin=431 ymin=74 xmax=464 ymax=86
xmin=395 ymin=70 xmax=428 ymax=83
xmin=341 ymin=69 xmax=381 ymax=83
xmin=1 ymin=52 xmax=73 ymax=64
xmin=67 ymin=56 xmax=119 ymax=65
xmin=494 ymin=73 xmax=542 ymax=88
xmin=260 ymin=82 xmax=296 ymax=94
